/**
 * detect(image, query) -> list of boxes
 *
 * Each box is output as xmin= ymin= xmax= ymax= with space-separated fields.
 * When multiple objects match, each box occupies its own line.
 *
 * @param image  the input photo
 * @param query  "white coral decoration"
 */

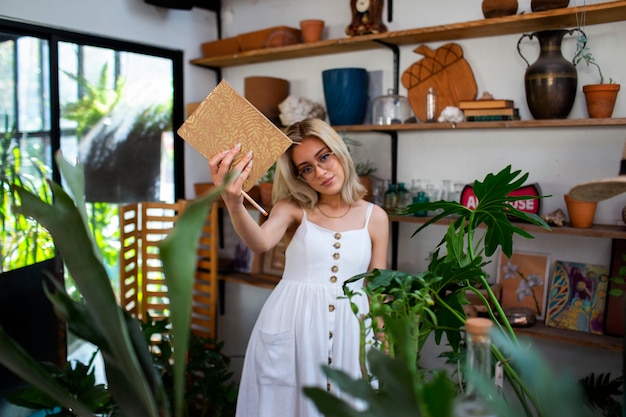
xmin=438 ymin=106 xmax=464 ymax=123
xmin=278 ymin=95 xmax=326 ymax=126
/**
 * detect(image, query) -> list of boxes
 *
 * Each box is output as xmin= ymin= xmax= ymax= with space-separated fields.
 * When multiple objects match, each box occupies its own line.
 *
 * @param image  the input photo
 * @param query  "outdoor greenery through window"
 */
xmin=0 ymin=20 xmax=184 ymax=302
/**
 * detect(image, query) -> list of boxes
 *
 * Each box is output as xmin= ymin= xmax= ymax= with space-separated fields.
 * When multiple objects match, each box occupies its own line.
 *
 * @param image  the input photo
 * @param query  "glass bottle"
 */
xmin=412 ymin=191 xmax=429 ymax=217
xmin=410 ymin=178 xmax=423 ymax=199
xmin=454 ymin=318 xmax=497 ymax=417
xmin=383 ymin=183 xmax=398 ymax=212
xmin=426 ymin=86 xmax=437 ymax=122
xmin=396 ymin=182 xmax=412 ymax=209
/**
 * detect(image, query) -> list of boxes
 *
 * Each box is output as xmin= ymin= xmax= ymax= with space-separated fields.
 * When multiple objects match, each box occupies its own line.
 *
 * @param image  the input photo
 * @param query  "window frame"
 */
xmin=0 ymin=17 xmax=185 ymax=199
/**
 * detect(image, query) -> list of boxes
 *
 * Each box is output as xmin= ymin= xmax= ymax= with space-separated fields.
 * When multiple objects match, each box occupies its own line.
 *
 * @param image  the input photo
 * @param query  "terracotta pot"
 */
xmin=531 ymin=0 xmax=569 ymax=12
xmin=564 ymin=194 xmax=597 ymax=228
xmin=259 ymin=182 xmax=273 ymax=207
xmin=300 ymin=19 xmax=325 ymax=43
xmin=358 ymin=175 xmax=373 ymax=202
xmin=194 ymin=182 xmax=215 ymax=196
xmin=583 ymin=83 xmax=621 ymax=118
xmin=482 ymin=0 xmax=518 ymax=18
xmin=244 ymin=76 xmax=290 ymax=126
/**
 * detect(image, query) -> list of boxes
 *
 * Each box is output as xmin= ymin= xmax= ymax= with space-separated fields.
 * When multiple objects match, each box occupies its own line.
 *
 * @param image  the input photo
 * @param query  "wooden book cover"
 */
xmin=177 ymin=80 xmax=293 ymax=192
xmin=463 ymin=107 xmax=519 ymax=117
xmin=458 ymin=99 xmax=514 ymax=110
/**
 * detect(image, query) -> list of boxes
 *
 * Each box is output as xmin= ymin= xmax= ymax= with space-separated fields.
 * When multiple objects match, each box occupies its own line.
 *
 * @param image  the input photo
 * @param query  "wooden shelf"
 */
xmin=388 ymin=215 xmax=626 ymax=239
xmin=191 ymin=1 xmax=626 ymax=68
xmin=333 ymin=118 xmax=626 ymax=131
xmin=514 ymin=321 xmax=623 ymax=352
xmin=217 ymin=271 xmax=622 ymax=351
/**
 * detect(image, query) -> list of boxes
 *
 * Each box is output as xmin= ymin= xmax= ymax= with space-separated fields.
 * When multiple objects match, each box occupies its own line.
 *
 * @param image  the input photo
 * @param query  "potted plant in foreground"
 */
xmin=575 ymin=30 xmax=621 ymax=118
xmin=0 ymin=152 xmax=224 ymax=417
xmin=304 ymin=166 xmax=598 ymax=417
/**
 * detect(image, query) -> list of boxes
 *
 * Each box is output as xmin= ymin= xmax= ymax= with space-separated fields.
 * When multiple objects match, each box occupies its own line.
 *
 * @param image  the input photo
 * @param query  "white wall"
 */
xmin=2 ymin=0 xmax=623 ymax=389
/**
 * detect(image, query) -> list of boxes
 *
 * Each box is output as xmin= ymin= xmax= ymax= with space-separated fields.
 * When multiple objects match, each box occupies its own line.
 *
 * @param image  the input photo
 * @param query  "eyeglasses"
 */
xmin=297 ymin=151 xmax=336 ymax=182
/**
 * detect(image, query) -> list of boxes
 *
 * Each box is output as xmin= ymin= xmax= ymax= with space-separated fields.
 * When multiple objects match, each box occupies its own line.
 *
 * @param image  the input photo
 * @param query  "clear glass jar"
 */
xmin=454 ymin=318 xmax=497 ymax=417
xmin=371 ymin=89 xmax=413 ymax=125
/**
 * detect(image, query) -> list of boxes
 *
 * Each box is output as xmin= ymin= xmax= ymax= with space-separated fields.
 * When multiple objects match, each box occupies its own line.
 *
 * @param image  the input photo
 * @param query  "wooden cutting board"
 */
xmin=402 ymin=43 xmax=477 ymax=121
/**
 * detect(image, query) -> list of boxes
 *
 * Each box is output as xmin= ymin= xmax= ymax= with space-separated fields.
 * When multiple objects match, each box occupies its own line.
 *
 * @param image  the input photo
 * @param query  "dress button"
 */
xmin=330 ymin=275 xmax=337 ymax=283
xmin=329 ymin=304 xmax=335 ymax=312
xmin=334 ymin=242 xmax=341 ymax=249
xmin=327 ymin=383 xmax=331 ymax=391
xmin=331 ymin=265 xmax=338 ymax=273
xmin=329 ymin=331 xmax=333 ymax=339
xmin=328 ymin=357 xmax=333 ymax=365
xmin=333 ymin=253 xmax=340 ymax=260
xmin=334 ymin=232 xmax=341 ymax=240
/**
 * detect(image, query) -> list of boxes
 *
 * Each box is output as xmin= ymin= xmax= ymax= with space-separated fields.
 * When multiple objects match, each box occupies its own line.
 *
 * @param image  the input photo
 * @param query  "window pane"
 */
xmin=1 ymin=33 xmax=54 ymax=272
xmin=17 ymin=37 xmax=48 ymax=133
xmin=0 ymin=35 xmax=16 ymax=123
xmin=59 ymin=43 xmax=174 ymax=204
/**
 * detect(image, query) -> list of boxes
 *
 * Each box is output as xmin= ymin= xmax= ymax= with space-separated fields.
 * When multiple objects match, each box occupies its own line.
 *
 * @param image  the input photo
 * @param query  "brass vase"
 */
xmin=517 ymin=29 xmax=578 ymax=119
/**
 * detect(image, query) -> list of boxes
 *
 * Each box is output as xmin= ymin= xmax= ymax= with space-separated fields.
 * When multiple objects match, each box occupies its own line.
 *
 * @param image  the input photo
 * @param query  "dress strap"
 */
xmin=364 ymin=202 xmax=374 ymax=228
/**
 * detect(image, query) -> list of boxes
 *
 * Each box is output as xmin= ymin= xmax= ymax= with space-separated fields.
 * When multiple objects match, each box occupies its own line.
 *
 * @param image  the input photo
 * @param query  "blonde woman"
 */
xmin=209 ymin=118 xmax=389 ymax=417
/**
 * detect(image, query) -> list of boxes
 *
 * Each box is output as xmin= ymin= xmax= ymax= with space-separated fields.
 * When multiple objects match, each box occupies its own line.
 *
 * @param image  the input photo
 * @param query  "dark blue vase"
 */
xmin=322 ymin=67 xmax=368 ymax=126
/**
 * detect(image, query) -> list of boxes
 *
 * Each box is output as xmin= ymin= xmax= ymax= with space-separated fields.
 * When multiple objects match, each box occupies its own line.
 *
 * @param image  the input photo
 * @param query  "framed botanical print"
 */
xmin=497 ymin=251 xmax=550 ymax=320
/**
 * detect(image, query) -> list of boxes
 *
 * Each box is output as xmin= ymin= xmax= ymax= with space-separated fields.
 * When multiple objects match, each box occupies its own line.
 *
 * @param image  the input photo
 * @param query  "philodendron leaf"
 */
xmin=472 ymin=165 xmax=551 ymax=257
xmin=159 ymin=188 xmax=223 ymax=417
xmin=13 ymin=153 xmax=162 ymax=417
xmin=0 ymin=326 xmax=94 ymax=417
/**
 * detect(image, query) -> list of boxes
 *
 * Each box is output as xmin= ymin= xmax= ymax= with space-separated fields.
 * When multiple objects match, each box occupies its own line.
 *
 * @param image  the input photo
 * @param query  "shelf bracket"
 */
xmin=373 ymin=40 xmax=400 ymax=95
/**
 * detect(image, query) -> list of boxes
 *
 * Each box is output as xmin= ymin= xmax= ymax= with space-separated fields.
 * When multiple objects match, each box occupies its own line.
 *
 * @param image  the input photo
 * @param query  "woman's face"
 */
xmin=291 ymin=137 xmax=345 ymax=194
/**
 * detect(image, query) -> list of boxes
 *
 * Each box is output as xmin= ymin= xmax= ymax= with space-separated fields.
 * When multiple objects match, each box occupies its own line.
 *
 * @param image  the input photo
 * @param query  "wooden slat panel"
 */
xmin=119 ymin=201 xmax=220 ymax=341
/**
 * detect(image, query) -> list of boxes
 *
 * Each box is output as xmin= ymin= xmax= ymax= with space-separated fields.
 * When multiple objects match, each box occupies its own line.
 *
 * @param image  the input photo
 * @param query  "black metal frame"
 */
xmin=0 ymin=18 xmax=186 ymax=200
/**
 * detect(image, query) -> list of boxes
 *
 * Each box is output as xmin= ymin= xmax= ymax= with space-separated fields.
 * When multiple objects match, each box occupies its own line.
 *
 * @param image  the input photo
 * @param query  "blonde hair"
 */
xmin=273 ymin=118 xmax=366 ymax=209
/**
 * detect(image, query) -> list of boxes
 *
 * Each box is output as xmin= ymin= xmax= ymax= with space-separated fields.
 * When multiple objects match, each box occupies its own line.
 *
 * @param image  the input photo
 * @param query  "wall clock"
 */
xmin=346 ymin=0 xmax=387 ymax=36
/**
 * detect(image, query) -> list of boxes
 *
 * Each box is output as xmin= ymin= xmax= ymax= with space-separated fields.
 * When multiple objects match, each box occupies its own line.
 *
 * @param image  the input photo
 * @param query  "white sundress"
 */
xmin=235 ymin=203 xmax=374 ymax=417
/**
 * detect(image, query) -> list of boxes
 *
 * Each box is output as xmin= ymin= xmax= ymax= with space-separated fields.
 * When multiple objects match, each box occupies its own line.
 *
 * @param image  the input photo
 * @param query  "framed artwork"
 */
xmin=605 ymin=239 xmax=626 ymax=337
xmin=497 ymin=251 xmax=550 ymax=319
xmin=545 ymin=260 xmax=609 ymax=335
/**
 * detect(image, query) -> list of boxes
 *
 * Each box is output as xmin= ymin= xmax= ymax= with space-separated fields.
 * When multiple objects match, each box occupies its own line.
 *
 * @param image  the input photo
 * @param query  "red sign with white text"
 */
xmin=460 ymin=184 xmax=542 ymax=215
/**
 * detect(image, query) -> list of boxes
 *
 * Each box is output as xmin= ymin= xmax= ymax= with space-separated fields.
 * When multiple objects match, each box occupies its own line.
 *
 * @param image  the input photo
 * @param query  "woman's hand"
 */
xmin=208 ymin=143 xmax=253 ymax=208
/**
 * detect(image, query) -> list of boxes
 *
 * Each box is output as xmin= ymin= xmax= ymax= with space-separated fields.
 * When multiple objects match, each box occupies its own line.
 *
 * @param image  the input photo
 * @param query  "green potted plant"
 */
xmin=0 ymin=152 xmax=225 ymax=417
xmin=575 ymin=30 xmax=621 ymax=118
xmin=0 ymin=114 xmax=54 ymax=272
xmin=304 ymin=165 xmax=599 ymax=417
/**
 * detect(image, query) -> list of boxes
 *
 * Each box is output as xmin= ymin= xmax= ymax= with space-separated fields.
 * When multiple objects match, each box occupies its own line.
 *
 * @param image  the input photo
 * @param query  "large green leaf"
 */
xmin=159 ymin=190 xmax=223 ymax=417
xmin=12 ymin=154 xmax=161 ymax=417
xmin=0 ymin=326 xmax=95 ymax=416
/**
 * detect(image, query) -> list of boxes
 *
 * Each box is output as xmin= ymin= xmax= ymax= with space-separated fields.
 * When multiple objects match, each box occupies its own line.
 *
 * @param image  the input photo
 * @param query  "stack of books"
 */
xmin=459 ymin=99 xmax=520 ymax=121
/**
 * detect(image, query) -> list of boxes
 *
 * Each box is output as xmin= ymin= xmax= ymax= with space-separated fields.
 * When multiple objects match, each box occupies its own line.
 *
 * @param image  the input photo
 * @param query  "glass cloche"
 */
xmin=371 ymin=88 xmax=413 ymax=125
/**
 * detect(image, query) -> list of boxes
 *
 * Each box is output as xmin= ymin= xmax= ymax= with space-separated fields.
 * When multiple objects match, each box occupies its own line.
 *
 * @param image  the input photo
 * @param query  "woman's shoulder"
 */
xmin=271 ymin=199 xmax=304 ymax=222
xmin=362 ymin=200 xmax=388 ymax=224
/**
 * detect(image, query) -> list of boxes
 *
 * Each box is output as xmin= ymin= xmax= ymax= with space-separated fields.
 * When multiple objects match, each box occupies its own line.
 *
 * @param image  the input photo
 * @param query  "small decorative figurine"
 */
xmin=346 ymin=0 xmax=387 ymax=36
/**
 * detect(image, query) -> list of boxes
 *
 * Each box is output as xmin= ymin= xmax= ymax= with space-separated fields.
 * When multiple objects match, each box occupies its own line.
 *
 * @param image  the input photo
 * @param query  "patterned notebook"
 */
xmin=177 ymin=80 xmax=293 ymax=192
